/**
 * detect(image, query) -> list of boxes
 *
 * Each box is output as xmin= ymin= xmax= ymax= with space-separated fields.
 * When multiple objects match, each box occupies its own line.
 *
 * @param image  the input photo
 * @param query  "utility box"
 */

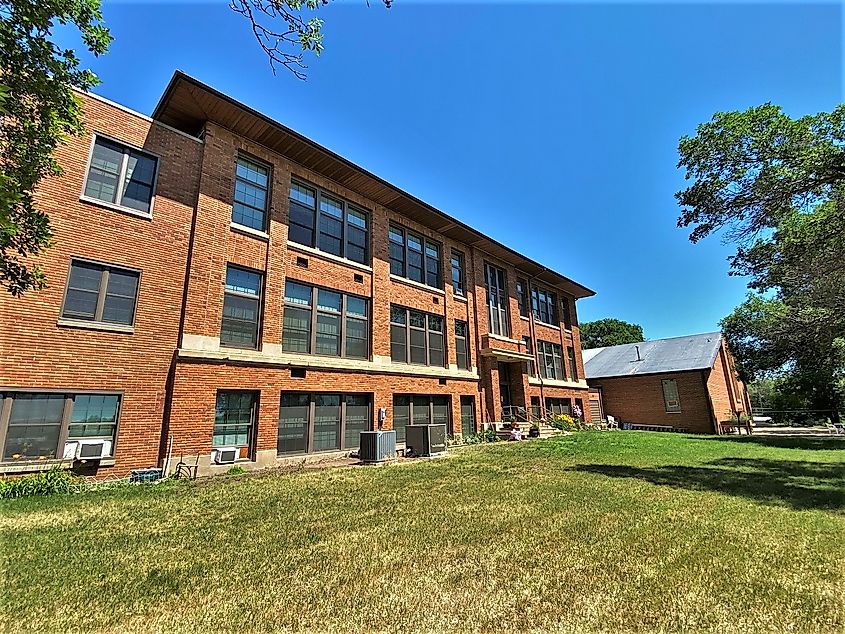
xmin=406 ymin=424 xmax=447 ymax=457
xmin=359 ymin=430 xmax=397 ymax=464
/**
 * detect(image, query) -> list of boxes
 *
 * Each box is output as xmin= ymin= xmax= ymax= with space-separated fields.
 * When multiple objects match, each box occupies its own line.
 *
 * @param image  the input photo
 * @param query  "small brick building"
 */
xmin=583 ymin=333 xmax=751 ymax=433
xmin=0 ymin=71 xmax=595 ymax=478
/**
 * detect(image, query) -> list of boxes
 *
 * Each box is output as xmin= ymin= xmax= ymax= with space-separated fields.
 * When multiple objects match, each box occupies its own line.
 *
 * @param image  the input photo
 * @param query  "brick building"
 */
xmin=0 ymin=72 xmax=594 ymax=477
xmin=583 ymin=333 xmax=751 ymax=433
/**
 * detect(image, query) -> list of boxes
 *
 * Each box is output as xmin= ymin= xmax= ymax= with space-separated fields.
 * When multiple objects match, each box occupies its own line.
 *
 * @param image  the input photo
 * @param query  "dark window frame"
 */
xmin=282 ymin=281 xmax=370 ymax=359
xmin=389 ymin=305 xmax=445 ymax=367
xmin=530 ymin=284 xmax=558 ymax=326
xmin=278 ymin=392 xmax=372 ymax=455
xmin=545 ymin=397 xmax=572 ymax=417
xmin=516 ymin=278 xmax=528 ymax=318
xmin=80 ymin=133 xmax=159 ymax=216
xmin=522 ymin=335 xmax=535 ymax=376
xmin=221 ymin=264 xmax=264 ymax=350
xmin=0 ymin=390 xmax=123 ymax=464
xmin=392 ymin=394 xmax=452 ymax=442
xmin=459 ymin=395 xmax=476 ymax=436
xmin=451 ymin=249 xmax=465 ymax=296
xmin=455 ymin=319 xmax=469 ymax=370
xmin=231 ymin=154 xmax=272 ymax=232
xmin=537 ymin=340 xmax=563 ymax=380
xmin=567 ymin=346 xmax=579 ymax=380
xmin=60 ymin=258 xmax=141 ymax=327
xmin=561 ymin=297 xmax=573 ymax=331
xmin=485 ymin=262 xmax=509 ymax=337
xmin=288 ymin=178 xmax=370 ymax=265
xmin=389 ymin=224 xmax=442 ymax=289
xmin=213 ymin=391 xmax=259 ymax=457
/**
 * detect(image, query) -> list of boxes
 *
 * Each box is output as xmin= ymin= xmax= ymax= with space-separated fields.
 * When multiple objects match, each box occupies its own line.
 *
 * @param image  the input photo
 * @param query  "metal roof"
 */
xmin=150 ymin=71 xmax=596 ymax=299
xmin=583 ymin=332 xmax=723 ymax=379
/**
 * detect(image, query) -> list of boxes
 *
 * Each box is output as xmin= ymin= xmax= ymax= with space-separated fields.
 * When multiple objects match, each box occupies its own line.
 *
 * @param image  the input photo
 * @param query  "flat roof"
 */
xmin=151 ymin=71 xmax=596 ymax=299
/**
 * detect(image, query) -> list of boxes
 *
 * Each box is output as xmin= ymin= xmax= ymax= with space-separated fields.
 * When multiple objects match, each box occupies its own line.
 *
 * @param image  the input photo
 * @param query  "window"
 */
xmin=83 ymin=135 xmax=157 ymax=214
xmin=390 ymin=305 xmax=445 ymax=367
xmin=392 ymin=394 xmax=450 ymax=442
xmin=523 ymin=336 xmax=535 ymax=376
xmin=389 ymin=224 xmax=441 ymax=288
xmin=460 ymin=396 xmax=475 ymax=436
xmin=221 ymin=265 xmax=262 ymax=349
xmin=282 ymin=281 xmax=369 ymax=359
xmin=288 ymin=181 xmax=369 ymax=264
xmin=451 ymin=250 xmax=465 ymax=296
xmin=232 ymin=156 xmax=270 ymax=231
xmin=0 ymin=392 xmax=120 ymax=462
xmin=662 ymin=379 xmax=681 ymax=413
xmin=530 ymin=396 xmax=541 ymax=420
xmin=567 ymin=346 xmax=579 ymax=380
xmin=516 ymin=279 xmax=528 ymax=317
xmin=214 ymin=391 xmax=257 ymax=452
xmin=531 ymin=285 xmax=558 ymax=325
xmin=545 ymin=398 xmax=571 ymax=417
xmin=455 ymin=320 xmax=469 ymax=370
xmin=278 ymin=393 xmax=371 ymax=454
xmin=561 ymin=297 xmax=572 ymax=330
xmin=485 ymin=263 xmax=509 ymax=336
xmin=62 ymin=260 xmax=140 ymax=326
xmin=537 ymin=340 xmax=563 ymax=380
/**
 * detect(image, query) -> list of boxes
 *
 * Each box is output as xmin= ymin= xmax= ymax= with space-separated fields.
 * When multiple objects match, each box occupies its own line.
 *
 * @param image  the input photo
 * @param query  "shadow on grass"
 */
xmin=694 ymin=435 xmax=845 ymax=451
xmin=575 ymin=457 xmax=845 ymax=511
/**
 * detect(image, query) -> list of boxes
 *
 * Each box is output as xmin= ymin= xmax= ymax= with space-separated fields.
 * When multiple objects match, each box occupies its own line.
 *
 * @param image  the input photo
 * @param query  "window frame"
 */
xmin=662 ymin=379 xmax=682 ymax=413
xmin=0 ymin=390 xmax=123 ymax=464
xmin=537 ymin=340 xmax=563 ymax=380
xmin=454 ymin=319 xmax=469 ymax=370
xmin=392 ymin=394 xmax=452 ymax=442
xmin=516 ymin=278 xmax=529 ymax=318
xmin=450 ymin=249 xmax=465 ymax=296
xmin=388 ymin=224 xmax=442 ymax=289
xmin=282 ymin=281 xmax=370 ymax=359
xmin=561 ymin=296 xmax=573 ymax=331
xmin=567 ymin=346 xmax=579 ymax=380
xmin=213 ymin=390 xmax=259 ymax=456
xmin=389 ymin=305 xmax=446 ymax=367
xmin=60 ymin=257 xmax=141 ymax=328
xmin=80 ymin=133 xmax=160 ymax=218
xmin=231 ymin=154 xmax=272 ymax=233
xmin=278 ymin=392 xmax=372 ymax=455
xmin=530 ymin=283 xmax=558 ymax=326
xmin=220 ymin=264 xmax=264 ymax=350
xmin=287 ymin=178 xmax=371 ymax=265
xmin=485 ymin=262 xmax=509 ymax=337
xmin=522 ymin=336 xmax=535 ymax=376
xmin=459 ymin=395 xmax=475 ymax=436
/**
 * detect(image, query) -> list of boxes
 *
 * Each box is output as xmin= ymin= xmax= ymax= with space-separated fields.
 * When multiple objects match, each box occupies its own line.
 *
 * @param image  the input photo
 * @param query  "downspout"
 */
xmin=527 ymin=268 xmax=546 ymax=415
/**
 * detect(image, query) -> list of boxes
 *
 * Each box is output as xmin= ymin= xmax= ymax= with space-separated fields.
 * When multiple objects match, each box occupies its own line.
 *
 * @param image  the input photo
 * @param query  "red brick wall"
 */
xmin=0 ymin=93 xmax=203 ymax=475
xmin=589 ymin=371 xmax=715 ymax=433
xmin=708 ymin=341 xmax=751 ymax=423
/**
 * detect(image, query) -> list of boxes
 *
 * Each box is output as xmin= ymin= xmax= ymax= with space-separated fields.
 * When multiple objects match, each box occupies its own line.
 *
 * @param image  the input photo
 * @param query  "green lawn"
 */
xmin=2 ymin=432 xmax=843 ymax=633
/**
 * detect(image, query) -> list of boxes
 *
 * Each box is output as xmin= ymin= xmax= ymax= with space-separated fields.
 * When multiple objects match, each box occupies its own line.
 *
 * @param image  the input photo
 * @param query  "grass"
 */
xmin=1 ymin=432 xmax=843 ymax=633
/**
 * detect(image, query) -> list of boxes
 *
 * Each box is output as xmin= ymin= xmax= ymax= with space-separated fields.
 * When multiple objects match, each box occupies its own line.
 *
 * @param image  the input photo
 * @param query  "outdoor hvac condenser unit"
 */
xmin=358 ymin=430 xmax=396 ymax=464
xmin=406 ymin=424 xmax=447 ymax=457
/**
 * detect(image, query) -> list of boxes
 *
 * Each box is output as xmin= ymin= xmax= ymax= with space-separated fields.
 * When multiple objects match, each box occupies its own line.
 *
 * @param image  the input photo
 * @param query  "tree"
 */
xmin=231 ymin=0 xmax=391 ymax=80
xmin=0 ymin=0 xmax=111 ymax=296
xmin=580 ymin=318 xmax=644 ymax=349
xmin=677 ymin=104 xmax=845 ymax=422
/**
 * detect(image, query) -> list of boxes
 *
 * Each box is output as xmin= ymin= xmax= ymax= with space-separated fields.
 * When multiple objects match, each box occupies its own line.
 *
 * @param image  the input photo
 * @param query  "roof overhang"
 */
xmin=151 ymin=71 xmax=596 ymax=299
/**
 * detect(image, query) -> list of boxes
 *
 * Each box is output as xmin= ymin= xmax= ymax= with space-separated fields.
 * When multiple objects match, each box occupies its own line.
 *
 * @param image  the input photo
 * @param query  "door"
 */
xmin=498 ymin=362 xmax=512 ymax=418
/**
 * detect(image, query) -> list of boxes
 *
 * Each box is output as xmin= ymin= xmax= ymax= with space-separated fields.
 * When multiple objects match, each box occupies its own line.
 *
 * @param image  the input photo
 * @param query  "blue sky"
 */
xmin=58 ymin=1 xmax=842 ymax=339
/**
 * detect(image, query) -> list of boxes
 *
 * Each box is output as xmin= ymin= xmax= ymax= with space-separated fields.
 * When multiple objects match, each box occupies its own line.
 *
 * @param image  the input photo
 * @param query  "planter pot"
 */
xmin=529 ymin=428 xmax=540 ymax=438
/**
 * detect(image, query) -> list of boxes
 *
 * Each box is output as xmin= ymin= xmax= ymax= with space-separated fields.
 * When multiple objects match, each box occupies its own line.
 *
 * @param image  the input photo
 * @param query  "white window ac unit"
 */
xmin=63 ymin=441 xmax=78 ymax=460
xmin=213 ymin=447 xmax=238 ymax=464
xmin=75 ymin=439 xmax=111 ymax=460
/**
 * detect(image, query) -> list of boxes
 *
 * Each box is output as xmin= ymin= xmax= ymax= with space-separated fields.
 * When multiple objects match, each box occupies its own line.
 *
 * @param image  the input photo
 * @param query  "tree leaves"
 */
xmin=580 ymin=318 xmax=645 ymax=349
xmin=0 ymin=0 xmax=111 ymax=296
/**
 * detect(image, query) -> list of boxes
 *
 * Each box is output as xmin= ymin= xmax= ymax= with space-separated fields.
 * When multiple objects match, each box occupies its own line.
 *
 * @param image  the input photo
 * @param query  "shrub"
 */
xmin=462 ymin=429 xmax=500 ymax=444
xmin=225 ymin=466 xmax=246 ymax=476
xmin=548 ymin=414 xmax=582 ymax=432
xmin=0 ymin=468 xmax=83 ymax=500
